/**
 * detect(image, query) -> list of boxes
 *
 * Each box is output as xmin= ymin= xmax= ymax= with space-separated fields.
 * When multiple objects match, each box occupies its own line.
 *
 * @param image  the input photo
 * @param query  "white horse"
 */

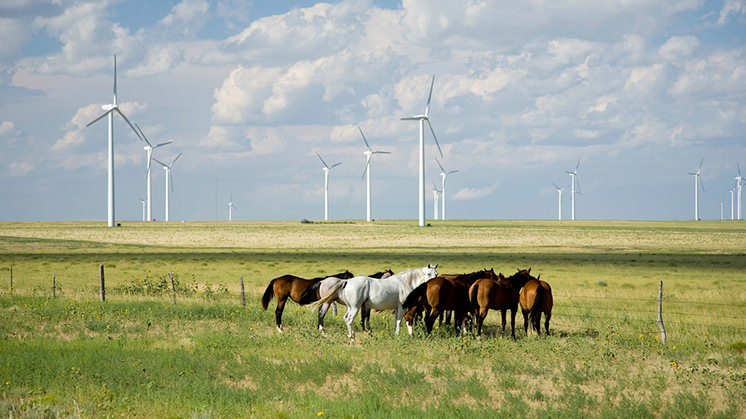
xmin=311 ymin=264 xmax=438 ymax=338
xmin=308 ymin=269 xmax=395 ymax=332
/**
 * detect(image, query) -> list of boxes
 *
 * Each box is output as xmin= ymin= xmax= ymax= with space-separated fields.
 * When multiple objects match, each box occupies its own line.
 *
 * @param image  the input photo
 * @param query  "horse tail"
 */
xmin=470 ymin=283 xmax=479 ymax=312
xmin=299 ymin=281 xmax=321 ymax=305
xmin=261 ymin=278 xmax=277 ymax=310
xmin=402 ymin=281 xmax=428 ymax=310
xmin=308 ymin=280 xmax=346 ymax=311
xmin=530 ymin=281 xmax=544 ymax=322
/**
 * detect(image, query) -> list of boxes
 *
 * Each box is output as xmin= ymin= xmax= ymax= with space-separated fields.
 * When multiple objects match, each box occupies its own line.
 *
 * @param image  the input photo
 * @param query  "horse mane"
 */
xmin=456 ymin=269 xmax=495 ymax=285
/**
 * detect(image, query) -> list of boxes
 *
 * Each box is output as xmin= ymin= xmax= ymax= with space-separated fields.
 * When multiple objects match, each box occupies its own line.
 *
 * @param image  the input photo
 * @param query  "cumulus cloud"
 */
xmin=718 ymin=0 xmax=746 ymax=24
xmin=659 ymin=36 xmax=700 ymax=62
xmin=158 ymin=0 xmax=210 ymax=37
xmin=453 ymin=185 xmax=496 ymax=200
xmin=8 ymin=161 xmax=32 ymax=177
xmin=0 ymin=121 xmax=16 ymax=136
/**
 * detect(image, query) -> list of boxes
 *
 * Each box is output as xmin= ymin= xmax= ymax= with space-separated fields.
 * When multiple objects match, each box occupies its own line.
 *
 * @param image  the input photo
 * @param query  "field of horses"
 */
xmin=1 ymin=220 xmax=745 ymax=417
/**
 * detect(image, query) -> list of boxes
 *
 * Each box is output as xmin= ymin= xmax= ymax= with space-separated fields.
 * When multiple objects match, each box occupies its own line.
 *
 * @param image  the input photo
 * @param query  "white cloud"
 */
xmin=8 ymin=161 xmax=32 ymax=177
xmin=659 ymin=36 xmax=700 ymax=62
xmin=718 ymin=0 xmax=746 ymax=24
xmin=453 ymin=185 xmax=496 ymax=200
xmin=0 ymin=121 xmax=16 ymax=136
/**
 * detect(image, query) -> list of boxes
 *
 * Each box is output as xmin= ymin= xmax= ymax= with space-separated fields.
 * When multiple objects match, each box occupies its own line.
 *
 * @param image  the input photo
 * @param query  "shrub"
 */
xmin=112 ymin=271 xmax=197 ymax=297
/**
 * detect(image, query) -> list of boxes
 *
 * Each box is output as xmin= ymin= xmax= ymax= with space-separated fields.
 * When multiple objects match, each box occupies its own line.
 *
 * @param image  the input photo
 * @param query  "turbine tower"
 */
xmin=730 ymin=188 xmax=735 ymax=220
xmin=735 ymin=164 xmax=744 ymax=220
xmin=565 ymin=159 xmax=581 ymax=221
xmin=86 ymin=55 xmax=142 ymax=227
xmin=687 ymin=158 xmax=704 ymax=221
xmin=135 ymin=124 xmax=172 ymax=222
xmin=435 ymin=159 xmax=458 ymax=220
xmin=228 ymin=194 xmax=237 ymax=221
xmin=401 ymin=75 xmax=444 ymax=227
xmin=153 ymin=153 xmax=181 ymax=222
xmin=317 ymin=152 xmax=341 ymax=221
xmin=359 ymin=127 xmax=390 ymax=222
xmin=552 ymin=183 xmax=565 ymax=221
xmin=432 ymin=181 xmax=441 ymax=220
xmin=140 ymin=198 xmax=146 ymax=222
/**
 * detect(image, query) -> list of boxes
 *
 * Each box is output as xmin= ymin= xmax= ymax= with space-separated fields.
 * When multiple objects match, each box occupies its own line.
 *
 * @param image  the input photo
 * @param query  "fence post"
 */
xmin=53 ymin=272 xmax=56 ymax=298
xmin=240 ymin=276 xmax=246 ymax=307
xmin=9 ymin=266 xmax=12 ymax=295
xmin=657 ymin=280 xmax=666 ymax=344
xmin=99 ymin=264 xmax=106 ymax=302
xmin=168 ymin=272 xmax=176 ymax=304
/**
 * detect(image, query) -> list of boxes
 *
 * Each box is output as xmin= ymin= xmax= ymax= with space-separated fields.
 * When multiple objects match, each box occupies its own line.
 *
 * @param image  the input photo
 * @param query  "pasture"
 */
xmin=0 ymin=220 xmax=745 ymax=417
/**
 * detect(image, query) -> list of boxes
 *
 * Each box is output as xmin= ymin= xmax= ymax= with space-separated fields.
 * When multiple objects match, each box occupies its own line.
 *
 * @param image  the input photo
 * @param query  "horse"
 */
xmin=402 ymin=269 xmax=499 ymax=335
xmin=469 ymin=268 xmax=536 ymax=338
xmin=310 ymin=264 xmax=438 ymax=338
xmin=519 ymin=276 xmax=553 ymax=336
xmin=302 ymin=269 xmax=395 ymax=331
xmin=261 ymin=270 xmax=354 ymax=333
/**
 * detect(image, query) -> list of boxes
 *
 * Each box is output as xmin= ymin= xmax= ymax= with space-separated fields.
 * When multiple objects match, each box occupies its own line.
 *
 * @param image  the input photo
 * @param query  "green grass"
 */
xmin=0 ymin=220 xmax=745 ymax=417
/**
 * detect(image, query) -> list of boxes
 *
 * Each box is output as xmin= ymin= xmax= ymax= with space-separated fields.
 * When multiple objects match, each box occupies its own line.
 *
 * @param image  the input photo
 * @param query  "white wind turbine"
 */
xmin=565 ymin=158 xmax=581 ymax=221
xmin=435 ymin=159 xmax=458 ymax=220
xmin=153 ymin=153 xmax=181 ymax=222
xmin=140 ymin=198 xmax=146 ymax=222
xmin=401 ymin=75 xmax=444 ymax=227
xmin=359 ymin=126 xmax=390 ymax=222
xmin=552 ymin=183 xmax=565 ymax=221
xmin=135 ymin=124 xmax=172 ymax=222
xmin=735 ymin=164 xmax=744 ymax=220
xmin=687 ymin=158 xmax=704 ymax=221
xmin=432 ymin=181 xmax=441 ymax=220
xmin=86 ymin=55 xmax=142 ymax=227
xmin=228 ymin=194 xmax=237 ymax=221
xmin=730 ymin=188 xmax=735 ymax=220
xmin=317 ymin=152 xmax=341 ymax=221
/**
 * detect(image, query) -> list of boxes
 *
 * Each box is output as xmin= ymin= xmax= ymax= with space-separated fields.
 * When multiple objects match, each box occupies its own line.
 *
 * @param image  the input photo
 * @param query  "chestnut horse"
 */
xmin=519 ymin=276 xmax=553 ymax=336
xmin=403 ymin=269 xmax=499 ymax=335
xmin=301 ymin=269 xmax=395 ymax=331
xmin=469 ymin=268 xmax=536 ymax=338
xmin=261 ymin=270 xmax=354 ymax=333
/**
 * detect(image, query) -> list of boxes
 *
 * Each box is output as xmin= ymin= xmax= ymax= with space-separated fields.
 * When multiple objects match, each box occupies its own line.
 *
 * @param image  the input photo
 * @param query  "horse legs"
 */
xmin=500 ymin=309 xmax=507 ymax=336
xmin=425 ymin=308 xmax=441 ymax=334
xmin=476 ymin=307 xmax=488 ymax=337
xmin=522 ymin=309 xmax=530 ymax=336
xmin=274 ymin=298 xmax=286 ymax=333
xmin=318 ymin=302 xmax=330 ymax=331
xmin=343 ymin=305 xmax=360 ymax=339
xmin=331 ymin=301 xmax=338 ymax=317
xmin=510 ymin=308 xmax=517 ymax=339
xmin=445 ymin=311 xmax=452 ymax=325
xmin=394 ymin=305 xmax=404 ymax=335
xmin=544 ymin=311 xmax=552 ymax=336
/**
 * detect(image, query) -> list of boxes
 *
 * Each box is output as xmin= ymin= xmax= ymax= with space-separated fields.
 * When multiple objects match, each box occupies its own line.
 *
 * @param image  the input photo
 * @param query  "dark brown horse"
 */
xmin=403 ymin=269 xmax=498 ymax=335
xmin=519 ymin=276 xmax=553 ymax=336
xmin=261 ymin=270 xmax=354 ymax=332
xmin=469 ymin=268 xmax=536 ymax=338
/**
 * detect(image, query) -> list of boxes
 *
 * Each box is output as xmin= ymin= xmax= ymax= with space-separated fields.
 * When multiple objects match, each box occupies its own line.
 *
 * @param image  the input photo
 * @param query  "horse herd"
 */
xmin=261 ymin=265 xmax=553 ymax=339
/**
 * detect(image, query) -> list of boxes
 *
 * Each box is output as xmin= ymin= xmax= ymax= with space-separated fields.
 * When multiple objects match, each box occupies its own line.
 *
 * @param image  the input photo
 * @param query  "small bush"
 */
xmin=597 ymin=280 xmax=608 ymax=287
xmin=112 ymin=271 xmax=197 ymax=297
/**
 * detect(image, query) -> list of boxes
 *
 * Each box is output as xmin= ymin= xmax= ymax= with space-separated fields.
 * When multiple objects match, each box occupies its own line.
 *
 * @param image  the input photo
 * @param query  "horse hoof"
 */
xmin=277 ymin=326 xmax=284 ymax=334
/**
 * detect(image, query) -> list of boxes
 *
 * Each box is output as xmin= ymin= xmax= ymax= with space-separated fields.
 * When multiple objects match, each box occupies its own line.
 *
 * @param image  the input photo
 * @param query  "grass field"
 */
xmin=1 ymin=220 xmax=745 ymax=417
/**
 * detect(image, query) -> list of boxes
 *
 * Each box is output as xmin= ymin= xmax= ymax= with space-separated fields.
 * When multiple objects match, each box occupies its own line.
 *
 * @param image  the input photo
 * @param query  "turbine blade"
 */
xmin=575 ymin=157 xmax=581 ymax=171
xmin=373 ymin=151 xmax=391 ymax=155
xmin=114 ymin=108 xmax=143 ymax=141
xmin=427 ymin=119 xmax=444 ymax=158
xmin=699 ymin=175 xmax=705 ymax=193
xmin=358 ymin=126 xmax=371 ymax=150
xmin=448 ymin=170 xmax=459 ymax=175
xmin=362 ymin=156 xmax=371 ymax=179
xmin=331 ymin=162 xmax=342 ymax=169
xmin=401 ymin=116 xmax=422 ymax=121
xmin=698 ymin=157 xmax=703 ymax=171
xmin=154 ymin=141 xmax=173 ymax=148
xmin=316 ymin=152 xmax=329 ymax=168
xmin=86 ymin=110 xmax=112 ymax=127
xmin=738 ymin=162 xmax=742 ymax=177
xmin=425 ymin=75 xmax=435 ymax=116
xmin=113 ymin=55 xmax=117 ymax=100
xmin=435 ymin=158 xmax=446 ymax=173
xmin=552 ymin=182 xmax=561 ymax=190
xmin=575 ymin=176 xmax=582 ymax=194
xmin=170 ymin=172 xmax=174 ymax=192
xmin=170 ymin=152 xmax=182 ymax=167
xmin=135 ymin=123 xmax=153 ymax=146
xmin=146 ymin=157 xmax=151 ymax=175
xmin=152 ymin=157 xmax=167 ymax=168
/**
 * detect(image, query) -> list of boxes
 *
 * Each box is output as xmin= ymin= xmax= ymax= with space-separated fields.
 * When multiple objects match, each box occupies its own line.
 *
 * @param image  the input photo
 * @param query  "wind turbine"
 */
xmin=140 ymin=198 xmax=146 ymax=222
xmin=552 ymin=183 xmax=565 ymax=221
xmin=153 ymin=153 xmax=181 ymax=222
xmin=359 ymin=126 xmax=390 ymax=222
xmin=432 ymin=181 xmax=441 ymax=220
xmin=228 ymin=194 xmax=237 ymax=221
xmin=317 ymin=152 xmax=341 ymax=221
xmin=135 ymin=124 xmax=172 ymax=222
xmin=565 ymin=158 xmax=581 ymax=221
xmin=730 ymin=188 xmax=735 ymax=220
xmin=687 ymin=158 xmax=704 ymax=221
xmin=86 ymin=55 xmax=142 ymax=227
xmin=401 ymin=75 xmax=444 ymax=227
xmin=735 ymin=164 xmax=744 ymax=220
xmin=435 ymin=159 xmax=458 ymax=220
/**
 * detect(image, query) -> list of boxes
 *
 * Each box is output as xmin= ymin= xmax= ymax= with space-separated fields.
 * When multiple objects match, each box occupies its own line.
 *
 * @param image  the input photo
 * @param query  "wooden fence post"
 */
xmin=53 ymin=272 xmax=56 ymax=298
xmin=99 ymin=264 xmax=106 ymax=302
xmin=657 ymin=280 xmax=666 ymax=344
xmin=9 ymin=266 xmax=12 ymax=295
xmin=168 ymin=272 xmax=176 ymax=304
xmin=240 ymin=276 xmax=246 ymax=307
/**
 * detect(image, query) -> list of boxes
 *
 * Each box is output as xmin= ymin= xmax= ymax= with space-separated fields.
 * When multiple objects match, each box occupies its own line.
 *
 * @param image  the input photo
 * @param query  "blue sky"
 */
xmin=1 ymin=0 xmax=745 ymax=222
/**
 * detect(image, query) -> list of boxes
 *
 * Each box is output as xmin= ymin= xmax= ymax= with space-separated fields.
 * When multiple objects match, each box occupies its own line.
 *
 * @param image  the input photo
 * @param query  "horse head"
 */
xmin=342 ymin=270 xmax=354 ymax=279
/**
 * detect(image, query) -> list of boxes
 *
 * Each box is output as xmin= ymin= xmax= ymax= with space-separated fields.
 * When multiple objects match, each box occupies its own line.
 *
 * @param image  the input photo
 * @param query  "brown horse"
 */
xmin=469 ymin=268 xmax=536 ymax=338
xmin=519 ymin=276 xmax=553 ymax=336
xmin=261 ymin=270 xmax=354 ymax=332
xmin=403 ymin=269 xmax=498 ymax=335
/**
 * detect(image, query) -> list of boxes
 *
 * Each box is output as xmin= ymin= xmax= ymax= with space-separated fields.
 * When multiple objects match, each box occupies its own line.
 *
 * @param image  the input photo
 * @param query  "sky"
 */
xmin=0 ymin=0 xmax=745 ymax=222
